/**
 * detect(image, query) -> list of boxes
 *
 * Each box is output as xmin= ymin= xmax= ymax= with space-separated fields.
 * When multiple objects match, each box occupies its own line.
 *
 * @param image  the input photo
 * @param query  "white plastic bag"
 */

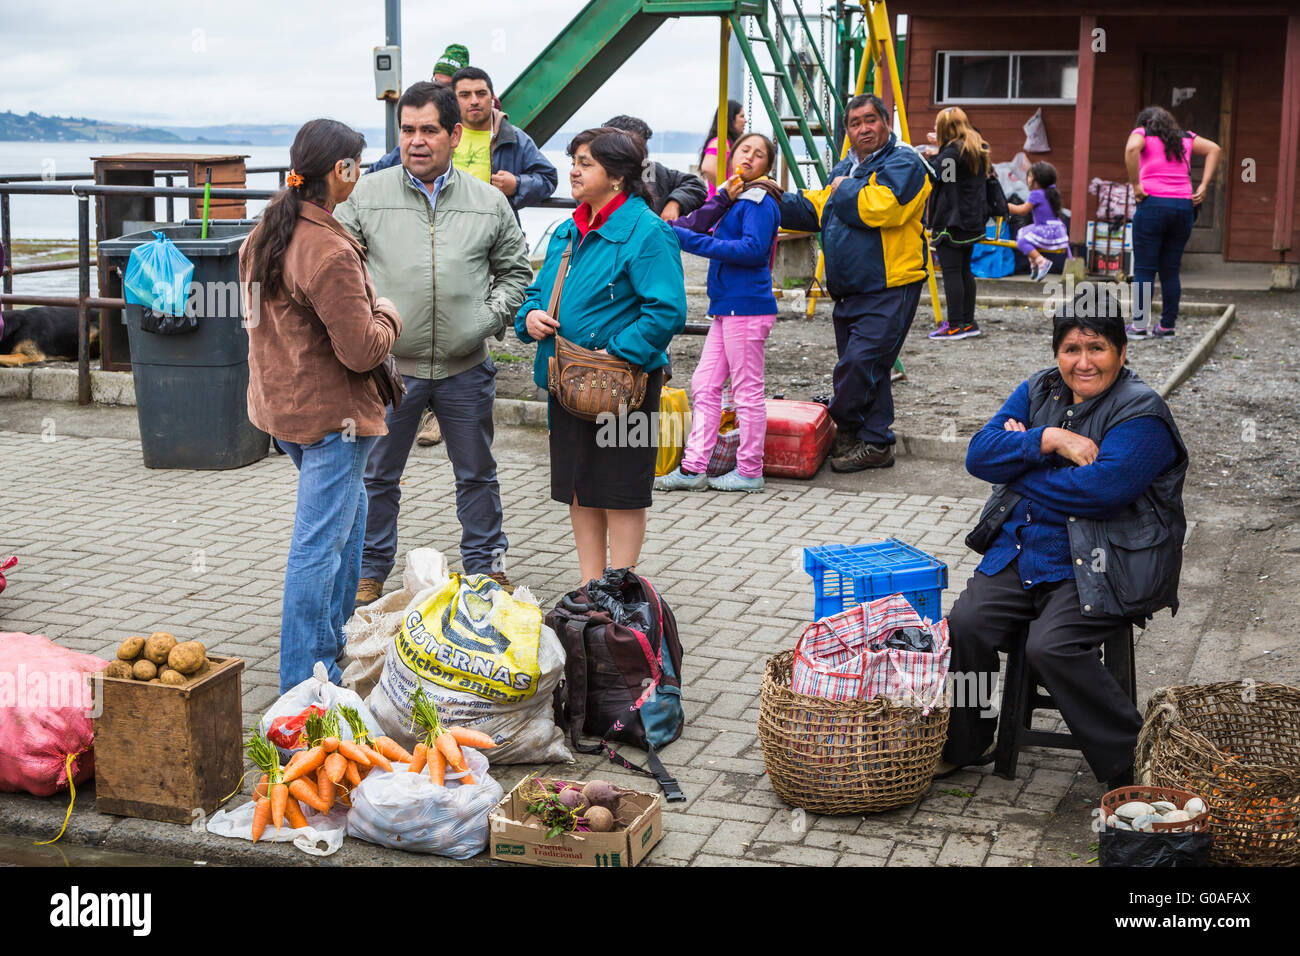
xmin=206 ymin=800 xmax=349 ymax=857
xmin=346 ymin=748 xmax=503 ymax=859
xmin=995 ymin=152 xmax=1033 ymax=203
xmin=342 ymin=548 xmax=450 ymax=699
xmin=361 ymin=550 xmax=572 ymax=765
xmin=260 ymin=662 xmax=380 ymax=757
xmin=1022 ymin=108 xmax=1050 ymax=152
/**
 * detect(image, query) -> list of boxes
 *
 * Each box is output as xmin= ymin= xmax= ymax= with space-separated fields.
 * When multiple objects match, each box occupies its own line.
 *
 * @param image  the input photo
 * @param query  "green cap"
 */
xmin=434 ymin=44 xmax=469 ymax=80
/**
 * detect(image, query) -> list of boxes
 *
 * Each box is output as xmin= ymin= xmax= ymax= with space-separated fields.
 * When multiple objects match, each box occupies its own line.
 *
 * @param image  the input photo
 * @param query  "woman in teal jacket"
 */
xmin=517 ymin=127 xmax=687 ymax=585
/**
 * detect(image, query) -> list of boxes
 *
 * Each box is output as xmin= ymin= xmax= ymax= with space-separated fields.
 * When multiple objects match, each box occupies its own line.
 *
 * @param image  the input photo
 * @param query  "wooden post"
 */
xmin=1273 ymin=14 xmax=1300 ymax=253
xmin=1070 ymin=15 xmax=1098 ymax=246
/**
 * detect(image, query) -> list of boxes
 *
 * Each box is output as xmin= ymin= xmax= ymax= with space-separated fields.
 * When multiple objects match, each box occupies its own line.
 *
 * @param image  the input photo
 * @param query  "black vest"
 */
xmin=966 ymin=367 xmax=1189 ymax=620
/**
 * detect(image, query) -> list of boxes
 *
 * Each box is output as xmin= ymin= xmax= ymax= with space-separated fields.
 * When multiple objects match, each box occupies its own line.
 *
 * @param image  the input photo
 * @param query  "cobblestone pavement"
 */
xmin=0 ymin=423 xmax=1137 ymax=867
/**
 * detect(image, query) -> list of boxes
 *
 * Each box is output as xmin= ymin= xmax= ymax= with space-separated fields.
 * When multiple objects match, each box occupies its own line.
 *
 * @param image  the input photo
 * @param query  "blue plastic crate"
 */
xmin=803 ymin=538 xmax=948 ymax=621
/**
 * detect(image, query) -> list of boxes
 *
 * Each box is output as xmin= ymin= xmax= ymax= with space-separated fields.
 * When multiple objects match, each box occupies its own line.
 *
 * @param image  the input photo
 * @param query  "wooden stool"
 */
xmin=993 ymin=625 xmax=1136 ymax=781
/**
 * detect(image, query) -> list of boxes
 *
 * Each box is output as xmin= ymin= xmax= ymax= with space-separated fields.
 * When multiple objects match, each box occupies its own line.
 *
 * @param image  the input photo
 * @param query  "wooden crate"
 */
xmin=93 ymin=655 xmax=244 ymax=824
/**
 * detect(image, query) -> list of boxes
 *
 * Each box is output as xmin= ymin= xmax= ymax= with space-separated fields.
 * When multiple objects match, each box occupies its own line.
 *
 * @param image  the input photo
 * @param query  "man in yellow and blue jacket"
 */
xmin=781 ymin=94 xmax=932 ymax=471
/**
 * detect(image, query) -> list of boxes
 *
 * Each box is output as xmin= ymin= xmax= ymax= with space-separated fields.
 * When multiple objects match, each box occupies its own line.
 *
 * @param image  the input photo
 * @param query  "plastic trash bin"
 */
xmin=99 ymin=224 xmax=269 ymax=470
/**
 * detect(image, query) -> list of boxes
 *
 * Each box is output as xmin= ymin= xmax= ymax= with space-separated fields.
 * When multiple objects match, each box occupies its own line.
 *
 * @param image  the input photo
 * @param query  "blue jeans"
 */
xmin=1131 ymin=196 xmax=1194 ymax=329
xmin=276 ymin=430 xmax=378 ymax=693
xmin=361 ymin=359 xmax=506 ymax=581
xmin=829 ymin=281 xmax=923 ymax=446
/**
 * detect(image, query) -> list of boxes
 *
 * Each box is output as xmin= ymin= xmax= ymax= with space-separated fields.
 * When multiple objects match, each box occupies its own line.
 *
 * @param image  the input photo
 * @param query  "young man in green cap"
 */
xmin=432 ymin=43 xmax=469 ymax=84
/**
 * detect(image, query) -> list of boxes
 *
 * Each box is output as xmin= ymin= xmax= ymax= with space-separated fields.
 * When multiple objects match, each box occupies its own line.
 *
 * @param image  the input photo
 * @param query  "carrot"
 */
xmin=435 ymin=733 xmax=470 ymax=774
xmin=409 ymin=742 xmax=428 ymax=774
xmin=428 ymin=746 xmax=446 ymax=787
xmin=289 ymin=777 xmax=330 ymax=813
xmin=324 ymin=751 xmax=349 ymax=784
xmin=254 ymin=773 xmax=269 ymax=801
xmin=345 ymin=759 xmax=363 ymax=789
xmin=317 ymin=766 xmax=336 ymax=810
xmin=284 ymin=797 xmax=308 ymax=830
xmin=373 ymin=736 xmax=414 ymax=763
xmin=361 ymin=744 xmax=393 ymax=774
xmin=337 ymin=741 xmax=372 ymax=767
xmin=270 ymin=781 xmax=289 ymax=832
xmin=282 ymin=745 xmax=325 ymax=783
xmin=322 ymin=736 xmax=340 ymax=754
xmin=448 ymin=726 xmax=496 ymax=750
xmin=251 ymin=796 xmax=272 ymax=843
xmin=337 ymin=787 xmax=352 ymax=808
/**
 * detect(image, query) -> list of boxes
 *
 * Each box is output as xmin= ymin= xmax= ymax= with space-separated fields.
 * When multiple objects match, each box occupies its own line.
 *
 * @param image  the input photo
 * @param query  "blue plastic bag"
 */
xmin=123 ymin=231 xmax=195 ymax=317
xmin=970 ymin=221 xmax=1014 ymax=279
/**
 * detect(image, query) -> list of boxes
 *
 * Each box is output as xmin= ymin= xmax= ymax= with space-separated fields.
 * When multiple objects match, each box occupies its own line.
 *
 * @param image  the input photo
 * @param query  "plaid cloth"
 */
xmin=707 ymin=427 xmax=739 ymax=477
xmin=792 ymin=594 xmax=951 ymax=711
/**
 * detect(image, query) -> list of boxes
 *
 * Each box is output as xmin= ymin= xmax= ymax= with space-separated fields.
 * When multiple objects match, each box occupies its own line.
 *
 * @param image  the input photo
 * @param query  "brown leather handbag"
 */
xmin=545 ymin=239 xmax=648 ymax=421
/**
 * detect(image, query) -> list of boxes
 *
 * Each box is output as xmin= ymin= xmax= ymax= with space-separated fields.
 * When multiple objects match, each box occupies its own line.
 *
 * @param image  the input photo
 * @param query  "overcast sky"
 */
xmin=0 ymin=0 xmax=751 ymax=136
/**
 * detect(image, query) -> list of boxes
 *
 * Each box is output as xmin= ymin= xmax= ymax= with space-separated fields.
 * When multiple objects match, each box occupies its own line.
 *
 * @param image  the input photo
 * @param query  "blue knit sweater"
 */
xmin=967 ymin=379 xmax=1178 ymax=588
xmin=672 ymin=189 xmax=780 ymax=317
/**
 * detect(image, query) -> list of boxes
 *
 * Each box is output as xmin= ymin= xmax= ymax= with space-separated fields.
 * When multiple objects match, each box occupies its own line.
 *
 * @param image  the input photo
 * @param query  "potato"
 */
xmin=144 ymin=632 xmax=178 ymax=666
xmin=132 ymin=659 xmax=157 ymax=681
xmin=192 ymin=657 xmax=212 ymax=678
xmin=116 ymin=636 xmax=145 ymax=661
xmin=167 ymin=640 xmax=206 ymax=675
xmin=149 ymin=678 xmax=162 ymax=684
xmin=105 ymin=660 xmax=135 ymax=680
xmin=159 ymin=669 xmax=187 ymax=686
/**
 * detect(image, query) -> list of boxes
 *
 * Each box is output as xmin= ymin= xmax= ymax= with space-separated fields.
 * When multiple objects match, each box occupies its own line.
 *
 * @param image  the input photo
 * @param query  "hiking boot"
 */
xmin=831 ymin=431 xmax=856 ymax=458
xmin=355 ymin=577 xmax=384 ymax=606
xmin=415 ymin=409 xmax=443 ymax=446
xmin=485 ymin=570 xmax=512 ymax=589
xmin=654 ymin=466 xmax=709 ymax=491
xmin=830 ymin=440 xmax=895 ymax=472
xmin=707 ymin=469 xmax=765 ymax=493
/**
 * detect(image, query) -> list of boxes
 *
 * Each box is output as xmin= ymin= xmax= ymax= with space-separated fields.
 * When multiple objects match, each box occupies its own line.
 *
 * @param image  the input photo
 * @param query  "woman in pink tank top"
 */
xmin=1123 ymin=106 xmax=1221 ymax=338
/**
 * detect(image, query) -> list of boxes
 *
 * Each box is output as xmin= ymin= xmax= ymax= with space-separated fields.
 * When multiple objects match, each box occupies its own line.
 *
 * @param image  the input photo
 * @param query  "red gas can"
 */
xmin=763 ymin=400 xmax=837 ymax=479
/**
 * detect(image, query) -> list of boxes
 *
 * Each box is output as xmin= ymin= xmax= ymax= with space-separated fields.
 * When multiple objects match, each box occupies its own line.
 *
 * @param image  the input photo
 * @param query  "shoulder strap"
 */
xmin=546 ymin=238 xmax=574 ymax=320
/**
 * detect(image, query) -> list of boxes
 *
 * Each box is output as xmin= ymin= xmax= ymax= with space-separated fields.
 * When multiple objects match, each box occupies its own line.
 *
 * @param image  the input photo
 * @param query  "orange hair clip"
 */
xmin=286 ymin=171 xmax=305 ymax=189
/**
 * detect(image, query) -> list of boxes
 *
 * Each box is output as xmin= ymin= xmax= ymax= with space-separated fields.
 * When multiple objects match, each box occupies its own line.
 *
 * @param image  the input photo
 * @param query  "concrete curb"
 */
xmin=1157 ymin=304 xmax=1238 ymax=400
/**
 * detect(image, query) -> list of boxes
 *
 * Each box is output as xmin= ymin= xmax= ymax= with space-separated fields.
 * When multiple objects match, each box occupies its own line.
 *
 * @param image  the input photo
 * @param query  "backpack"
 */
xmin=545 ymin=568 xmax=686 ymax=801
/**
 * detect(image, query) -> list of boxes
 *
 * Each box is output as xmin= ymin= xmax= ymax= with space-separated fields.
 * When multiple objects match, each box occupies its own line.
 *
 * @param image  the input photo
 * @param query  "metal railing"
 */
xmin=0 ymin=182 xmax=276 ymax=405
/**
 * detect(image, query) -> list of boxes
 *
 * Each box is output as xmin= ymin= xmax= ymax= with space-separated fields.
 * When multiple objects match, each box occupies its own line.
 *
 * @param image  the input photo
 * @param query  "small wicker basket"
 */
xmin=1135 ymin=682 xmax=1300 ymax=866
xmin=1101 ymin=785 xmax=1210 ymax=833
xmin=758 ymin=650 xmax=949 ymax=815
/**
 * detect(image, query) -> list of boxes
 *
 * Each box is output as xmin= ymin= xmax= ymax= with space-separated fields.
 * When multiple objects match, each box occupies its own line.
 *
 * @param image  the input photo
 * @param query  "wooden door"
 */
xmin=1143 ymin=54 xmax=1226 ymax=254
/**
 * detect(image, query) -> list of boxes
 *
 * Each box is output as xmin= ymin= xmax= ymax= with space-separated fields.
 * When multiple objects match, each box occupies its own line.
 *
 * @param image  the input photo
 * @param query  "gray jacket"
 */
xmin=965 ymin=367 xmax=1188 ymax=620
xmin=335 ymin=164 xmax=532 ymax=380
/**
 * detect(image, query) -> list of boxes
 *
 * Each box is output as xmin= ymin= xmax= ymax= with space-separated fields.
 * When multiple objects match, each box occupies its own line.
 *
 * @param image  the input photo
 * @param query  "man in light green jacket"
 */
xmin=336 ymin=81 xmax=532 ymax=602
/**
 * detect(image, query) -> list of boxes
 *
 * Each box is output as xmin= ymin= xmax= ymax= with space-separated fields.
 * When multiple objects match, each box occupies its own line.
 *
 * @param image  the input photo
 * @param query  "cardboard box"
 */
xmin=489 ymin=776 xmax=663 ymax=867
xmin=93 ymin=655 xmax=244 ymax=824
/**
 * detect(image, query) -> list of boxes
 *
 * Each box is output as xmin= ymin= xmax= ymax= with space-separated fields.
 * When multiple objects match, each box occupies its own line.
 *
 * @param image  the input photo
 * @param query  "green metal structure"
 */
xmin=500 ymin=0 xmax=870 ymax=191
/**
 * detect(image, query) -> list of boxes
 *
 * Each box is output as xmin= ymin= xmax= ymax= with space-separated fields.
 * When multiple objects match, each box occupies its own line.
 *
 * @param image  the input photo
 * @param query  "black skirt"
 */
xmin=549 ymin=368 xmax=663 ymax=510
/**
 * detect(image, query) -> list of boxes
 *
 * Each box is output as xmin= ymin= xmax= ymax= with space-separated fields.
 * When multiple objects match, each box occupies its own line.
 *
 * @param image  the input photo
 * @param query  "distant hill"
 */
xmin=0 ymin=110 xmax=190 ymax=143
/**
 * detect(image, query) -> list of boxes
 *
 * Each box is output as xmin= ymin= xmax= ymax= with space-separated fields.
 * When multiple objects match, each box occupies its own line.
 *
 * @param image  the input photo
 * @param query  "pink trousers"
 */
xmin=681 ymin=314 xmax=777 ymax=479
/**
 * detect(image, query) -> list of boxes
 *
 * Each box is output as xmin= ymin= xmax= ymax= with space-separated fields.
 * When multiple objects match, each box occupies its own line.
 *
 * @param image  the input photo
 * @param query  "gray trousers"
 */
xmin=360 ymin=359 xmax=507 ymax=580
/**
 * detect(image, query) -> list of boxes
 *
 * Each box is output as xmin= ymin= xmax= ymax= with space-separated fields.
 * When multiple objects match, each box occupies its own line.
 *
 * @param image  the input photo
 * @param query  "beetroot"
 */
xmin=582 ymin=780 xmax=620 ymax=811
xmin=557 ymin=787 xmax=585 ymax=810
xmin=585 ymin=806 xmax=615 ymax=832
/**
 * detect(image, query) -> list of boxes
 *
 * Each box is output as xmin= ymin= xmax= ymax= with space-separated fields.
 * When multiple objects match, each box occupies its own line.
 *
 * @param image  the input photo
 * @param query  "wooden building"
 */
xmin=891 ymin=2 xmax=1300 ymax=267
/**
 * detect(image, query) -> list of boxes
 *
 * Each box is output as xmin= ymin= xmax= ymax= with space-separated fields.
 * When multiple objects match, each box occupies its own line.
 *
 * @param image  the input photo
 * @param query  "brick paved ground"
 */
xmin=0 ymin=423 xmax=1114 ymax=867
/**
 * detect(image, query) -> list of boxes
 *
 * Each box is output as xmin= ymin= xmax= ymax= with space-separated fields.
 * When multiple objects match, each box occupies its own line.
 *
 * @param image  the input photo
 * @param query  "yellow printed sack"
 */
xmin=367 ymin=567 xmax=572 ymax=765
xmin=655 ymin=386 xmax=692 ymax=477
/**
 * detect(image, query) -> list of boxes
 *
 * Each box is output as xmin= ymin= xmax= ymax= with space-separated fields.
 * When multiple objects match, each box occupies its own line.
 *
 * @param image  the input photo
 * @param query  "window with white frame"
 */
xmin=935 ymin=51 xmax=1078 ymax=104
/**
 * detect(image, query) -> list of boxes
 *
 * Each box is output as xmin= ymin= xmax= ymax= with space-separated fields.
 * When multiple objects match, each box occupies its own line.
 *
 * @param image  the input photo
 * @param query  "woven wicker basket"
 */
xmin=1135 ymin=682 xmax=1300 ymax=866
xmin=758 ymin=650 xmax=949 ymax=814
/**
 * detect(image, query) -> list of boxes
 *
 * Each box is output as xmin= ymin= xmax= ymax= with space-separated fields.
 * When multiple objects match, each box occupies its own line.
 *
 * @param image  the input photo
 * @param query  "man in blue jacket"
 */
xmin=781 ymin=94 xmax=933 ymax=472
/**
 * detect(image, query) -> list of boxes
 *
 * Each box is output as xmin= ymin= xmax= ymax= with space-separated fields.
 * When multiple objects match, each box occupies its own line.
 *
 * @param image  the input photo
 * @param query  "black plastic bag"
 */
xmin=875 ymin=626 xmax=935 ymax=654
xmin=1098 ymin=828 xmax=1213 ymax=867
xmin=584 ymin=567 xmax=653 ymax=633
xmin=140 ymin=307 xmax=199 ymax=335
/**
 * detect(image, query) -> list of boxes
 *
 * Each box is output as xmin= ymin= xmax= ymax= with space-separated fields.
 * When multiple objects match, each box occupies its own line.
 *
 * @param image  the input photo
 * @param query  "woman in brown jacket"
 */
xmin=239 ymin=118 xmax=401 ymax=693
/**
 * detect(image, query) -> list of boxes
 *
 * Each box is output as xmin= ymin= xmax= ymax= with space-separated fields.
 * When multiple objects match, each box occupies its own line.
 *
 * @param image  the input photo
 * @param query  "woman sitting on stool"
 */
xmin=938 ymin=307 xmax=1188 ymax=788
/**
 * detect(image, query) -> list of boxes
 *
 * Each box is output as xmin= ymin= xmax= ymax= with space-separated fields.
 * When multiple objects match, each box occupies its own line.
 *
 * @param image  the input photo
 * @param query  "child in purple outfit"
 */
xmin=1007 ymin=162 xmax=1070 ymax=281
